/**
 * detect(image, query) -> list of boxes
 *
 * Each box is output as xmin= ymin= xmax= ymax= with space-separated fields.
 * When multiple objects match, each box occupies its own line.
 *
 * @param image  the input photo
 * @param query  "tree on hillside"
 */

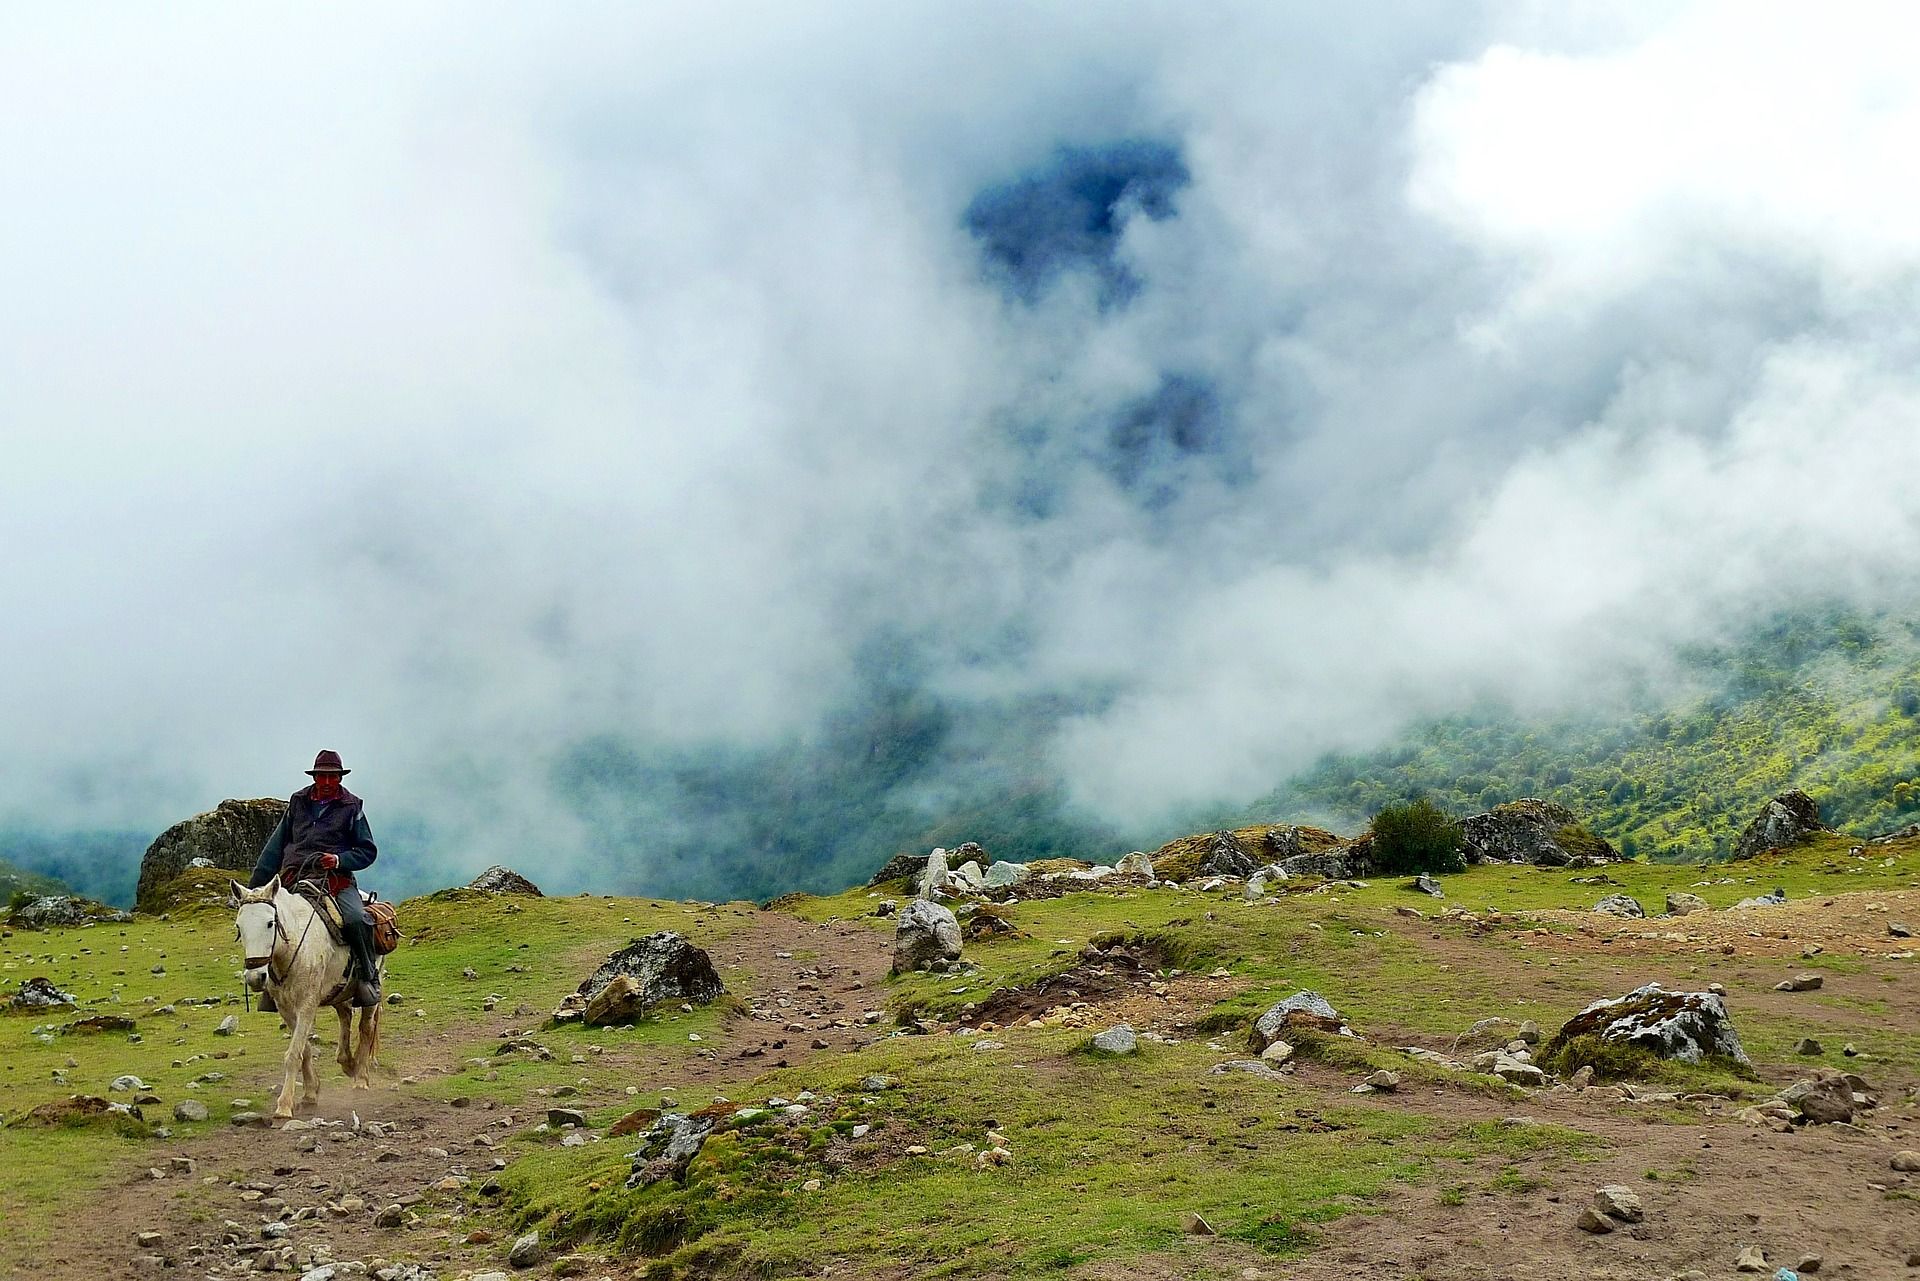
xmin=1369 ymin=797 xmax=1466 ymax=875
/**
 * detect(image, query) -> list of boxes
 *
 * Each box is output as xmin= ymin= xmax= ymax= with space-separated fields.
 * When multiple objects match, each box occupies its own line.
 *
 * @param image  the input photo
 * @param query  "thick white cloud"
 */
xmin=5 ymin=3 xmax=1920 ymax=881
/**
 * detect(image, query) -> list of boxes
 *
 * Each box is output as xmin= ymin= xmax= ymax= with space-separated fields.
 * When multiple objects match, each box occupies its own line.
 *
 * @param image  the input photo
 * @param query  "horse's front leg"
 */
xmin=335 ymin=1004 xmax=355 ymax=1076
xmin=301 ymin=1024 xmax=322 ymax=1109
xmin=275 ymin=1006 xmax=313 ymax=1120
xmin=351 ymin=1006 xmax=379 ymax=1089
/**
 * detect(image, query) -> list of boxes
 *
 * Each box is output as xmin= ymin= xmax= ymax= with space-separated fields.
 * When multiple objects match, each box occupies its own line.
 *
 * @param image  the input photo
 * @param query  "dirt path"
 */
xmin=22 ymin=910 xmax=893 ymax=1281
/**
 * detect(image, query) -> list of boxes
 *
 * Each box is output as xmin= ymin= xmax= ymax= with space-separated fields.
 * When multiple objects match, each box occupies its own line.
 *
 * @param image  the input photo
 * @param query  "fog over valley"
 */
xmin=8 ymin=3 xmax=1920 ymax=902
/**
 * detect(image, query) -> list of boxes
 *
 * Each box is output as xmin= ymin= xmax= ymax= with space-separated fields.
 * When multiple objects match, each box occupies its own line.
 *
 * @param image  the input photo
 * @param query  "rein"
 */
xmin=237 ymin=882 xmax=322 ymax=1000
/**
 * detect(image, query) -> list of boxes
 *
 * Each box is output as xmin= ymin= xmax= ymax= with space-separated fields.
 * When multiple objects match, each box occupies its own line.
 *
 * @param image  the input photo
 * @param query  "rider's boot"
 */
xmin=345 ymin=922 xmax=382 ymax=1008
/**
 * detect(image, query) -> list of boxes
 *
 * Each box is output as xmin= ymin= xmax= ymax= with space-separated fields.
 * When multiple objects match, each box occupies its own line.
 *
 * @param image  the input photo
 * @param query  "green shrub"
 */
xmin=1368 ymin=798 xmax=1466 ymax=875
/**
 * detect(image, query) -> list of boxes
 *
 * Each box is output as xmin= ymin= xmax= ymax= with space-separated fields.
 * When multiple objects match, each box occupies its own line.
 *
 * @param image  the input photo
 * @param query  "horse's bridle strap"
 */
xmin=244 ymin=955 xmax=273 ymax=969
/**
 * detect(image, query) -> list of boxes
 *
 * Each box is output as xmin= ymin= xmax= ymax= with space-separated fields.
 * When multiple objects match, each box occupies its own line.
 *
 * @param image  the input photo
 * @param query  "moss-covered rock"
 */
xmin=1732 ymin=789 xmax=1827 ymax=860
xmin=1151 ymin=825 xmax=1342 ymax=882
xmin=1459 ymin=800 xmax=1620 ymax=867
xmin=136 ymin=798 xmax=284 ymax=909
xmin=7 ymin=896 xmax=131 ymax=930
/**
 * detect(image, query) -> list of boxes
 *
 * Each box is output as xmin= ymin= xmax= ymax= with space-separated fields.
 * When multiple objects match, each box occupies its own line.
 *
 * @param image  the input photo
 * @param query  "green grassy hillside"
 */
xmin=1246 ymin=613 xmax=1920 ymax=861
xmin=5 ymin=837 xmax=1919 ymax=1279
xmin=0 ymin=857 xmax=69 ymax=904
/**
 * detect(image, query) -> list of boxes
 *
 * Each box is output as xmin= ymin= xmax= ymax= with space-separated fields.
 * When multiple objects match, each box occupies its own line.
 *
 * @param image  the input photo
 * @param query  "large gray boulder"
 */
xmin=1733 ymin=789 xmax=1827 ymax=860
xmin=983 ymin=861 xmax=1030 ymax=889
xmin=891 ymin=900 xmax=962 ymax=973
xmin=136 ymin=798 xmax=286 ymax=908
xmin=468 ymin=866 xmax=543 ymax=896
xmin=1545 ymin=983 xmax=1749 ymax=1067
xmin=9 ymin=896 xmax=131 ymax=930
xmin=556 ymin=932 xmax=725 ymax=1026
xmin=1459 ymin=800 xmax=1619 ymax=867
xmin=1197 ymin=832 xmax=1260 ymax=878
xmin=1276 ymin=846 xmax=1370 ymax=879
xmin=918 ymin=848 xmax=951 ymax=900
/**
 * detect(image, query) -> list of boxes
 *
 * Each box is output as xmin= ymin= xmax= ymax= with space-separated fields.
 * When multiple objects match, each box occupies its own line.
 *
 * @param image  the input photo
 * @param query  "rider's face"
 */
xmin=311 ymin=772 xmax=343 ymax=799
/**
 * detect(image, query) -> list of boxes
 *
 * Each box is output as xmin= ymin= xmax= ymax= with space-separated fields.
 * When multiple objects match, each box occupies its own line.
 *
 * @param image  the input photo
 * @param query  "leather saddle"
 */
xmin=290 ymin=879 xmax=350 ymax=946
xmin=287 ymin=879 xmax=403 ymax=955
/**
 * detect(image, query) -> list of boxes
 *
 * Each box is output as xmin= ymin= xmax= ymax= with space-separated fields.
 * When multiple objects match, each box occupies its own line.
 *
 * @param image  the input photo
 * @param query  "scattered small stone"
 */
xmin=1795 ymin=1038 xmax=1823 ymax=1056
xmin=1259 ymin=1040 xmax=1294 ymax=1065
xmin=375 ymin=1204 xmax=405 ymax=1228
xmin=1736 ymin=1245 xmax=1769 ymax=1272
xmin=1892 ymin=1150 xmax=1920 ymax=1172
xmin=1090 ymin=1025 xmax=1138 ymax=1056
xmin=506 ymin=1228 xmax=543 ymax=1267
xmin=1775 ymin=973 xmax=1823 ymax=992
xmin=1361 ymin=1070 xmax=1400 ymax=1093
xmin=213 ymin=1014 xmax=239 ymax=1036
xmin=1576 ymin=1205 xmax=1616 ymax=1234
xmin=173 ymin=1100 xmax=209 ymax=1122
xmin=1781 ymin=1076 xmax=1853 ymax=1125
xmin=1181 ymin=1211 xmax=1215 ymax=1236
xmin=1593 ymin=1185 xmax=1644 ymax=1224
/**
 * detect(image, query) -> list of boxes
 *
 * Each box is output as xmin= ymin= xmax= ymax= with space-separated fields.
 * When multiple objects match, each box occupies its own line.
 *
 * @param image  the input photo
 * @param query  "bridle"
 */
xmin=235 ymin=884 xmax=319 ymax=994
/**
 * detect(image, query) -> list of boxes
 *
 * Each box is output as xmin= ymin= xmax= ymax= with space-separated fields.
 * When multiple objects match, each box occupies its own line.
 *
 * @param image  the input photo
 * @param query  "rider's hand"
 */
xmin=319 ymin=853 xmax=340 ymax=870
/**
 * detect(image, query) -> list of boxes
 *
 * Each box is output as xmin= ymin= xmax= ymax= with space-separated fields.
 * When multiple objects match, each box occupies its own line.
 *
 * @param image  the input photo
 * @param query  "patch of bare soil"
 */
xmin=1523 ymin=885 xmax=1920 ymax=955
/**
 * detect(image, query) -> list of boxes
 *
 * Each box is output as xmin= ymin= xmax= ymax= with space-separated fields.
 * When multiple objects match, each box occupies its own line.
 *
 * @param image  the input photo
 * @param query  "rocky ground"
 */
xmin=4 ymin=840 xmax=1920 ymax=1281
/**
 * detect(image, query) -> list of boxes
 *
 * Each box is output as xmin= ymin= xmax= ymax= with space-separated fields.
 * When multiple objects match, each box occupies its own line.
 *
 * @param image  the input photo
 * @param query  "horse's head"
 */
xmin=231 ymin=875 xmax=281 ymax=981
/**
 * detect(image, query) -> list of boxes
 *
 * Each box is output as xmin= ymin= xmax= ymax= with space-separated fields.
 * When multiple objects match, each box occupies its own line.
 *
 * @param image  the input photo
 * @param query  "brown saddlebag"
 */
xmin=364 ymin=894 xmax=402 ymax=955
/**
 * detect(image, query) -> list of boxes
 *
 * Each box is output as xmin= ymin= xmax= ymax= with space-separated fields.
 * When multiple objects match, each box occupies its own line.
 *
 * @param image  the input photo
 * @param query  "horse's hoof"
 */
xmin=272 ymin=1110 xmax=294 ymax=1122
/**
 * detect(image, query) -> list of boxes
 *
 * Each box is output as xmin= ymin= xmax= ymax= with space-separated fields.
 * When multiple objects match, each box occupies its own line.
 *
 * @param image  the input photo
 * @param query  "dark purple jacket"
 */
xmin=247 ymin=785 xmax=378 ymax=890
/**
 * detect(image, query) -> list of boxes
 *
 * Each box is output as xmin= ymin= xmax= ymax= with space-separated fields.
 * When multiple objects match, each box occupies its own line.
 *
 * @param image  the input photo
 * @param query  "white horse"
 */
xmin=230 ymin=874 xmax=382 ymax=1119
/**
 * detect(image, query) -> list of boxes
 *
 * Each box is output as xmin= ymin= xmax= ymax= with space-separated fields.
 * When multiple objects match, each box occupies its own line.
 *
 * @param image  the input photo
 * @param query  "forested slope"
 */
xmin=1249 ymin=613 xmax=1920 ymax=861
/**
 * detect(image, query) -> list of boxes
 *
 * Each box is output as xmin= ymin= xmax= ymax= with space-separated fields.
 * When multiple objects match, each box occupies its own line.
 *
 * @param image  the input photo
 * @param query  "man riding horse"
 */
xmin=248 ymin=749 xmax=382 ymax=1008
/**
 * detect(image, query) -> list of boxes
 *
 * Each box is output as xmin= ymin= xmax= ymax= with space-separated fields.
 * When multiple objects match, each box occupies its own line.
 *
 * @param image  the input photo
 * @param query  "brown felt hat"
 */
xmin=307 ymin=749 xmax=350 ymax=776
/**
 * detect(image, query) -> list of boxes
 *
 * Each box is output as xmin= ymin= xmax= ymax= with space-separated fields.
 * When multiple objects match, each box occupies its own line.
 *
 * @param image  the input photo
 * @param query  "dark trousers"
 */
xmin=333 ymin=886 xmax=379 ymax=991
xmin=332 ymin=885 xmax=367 ymax=930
